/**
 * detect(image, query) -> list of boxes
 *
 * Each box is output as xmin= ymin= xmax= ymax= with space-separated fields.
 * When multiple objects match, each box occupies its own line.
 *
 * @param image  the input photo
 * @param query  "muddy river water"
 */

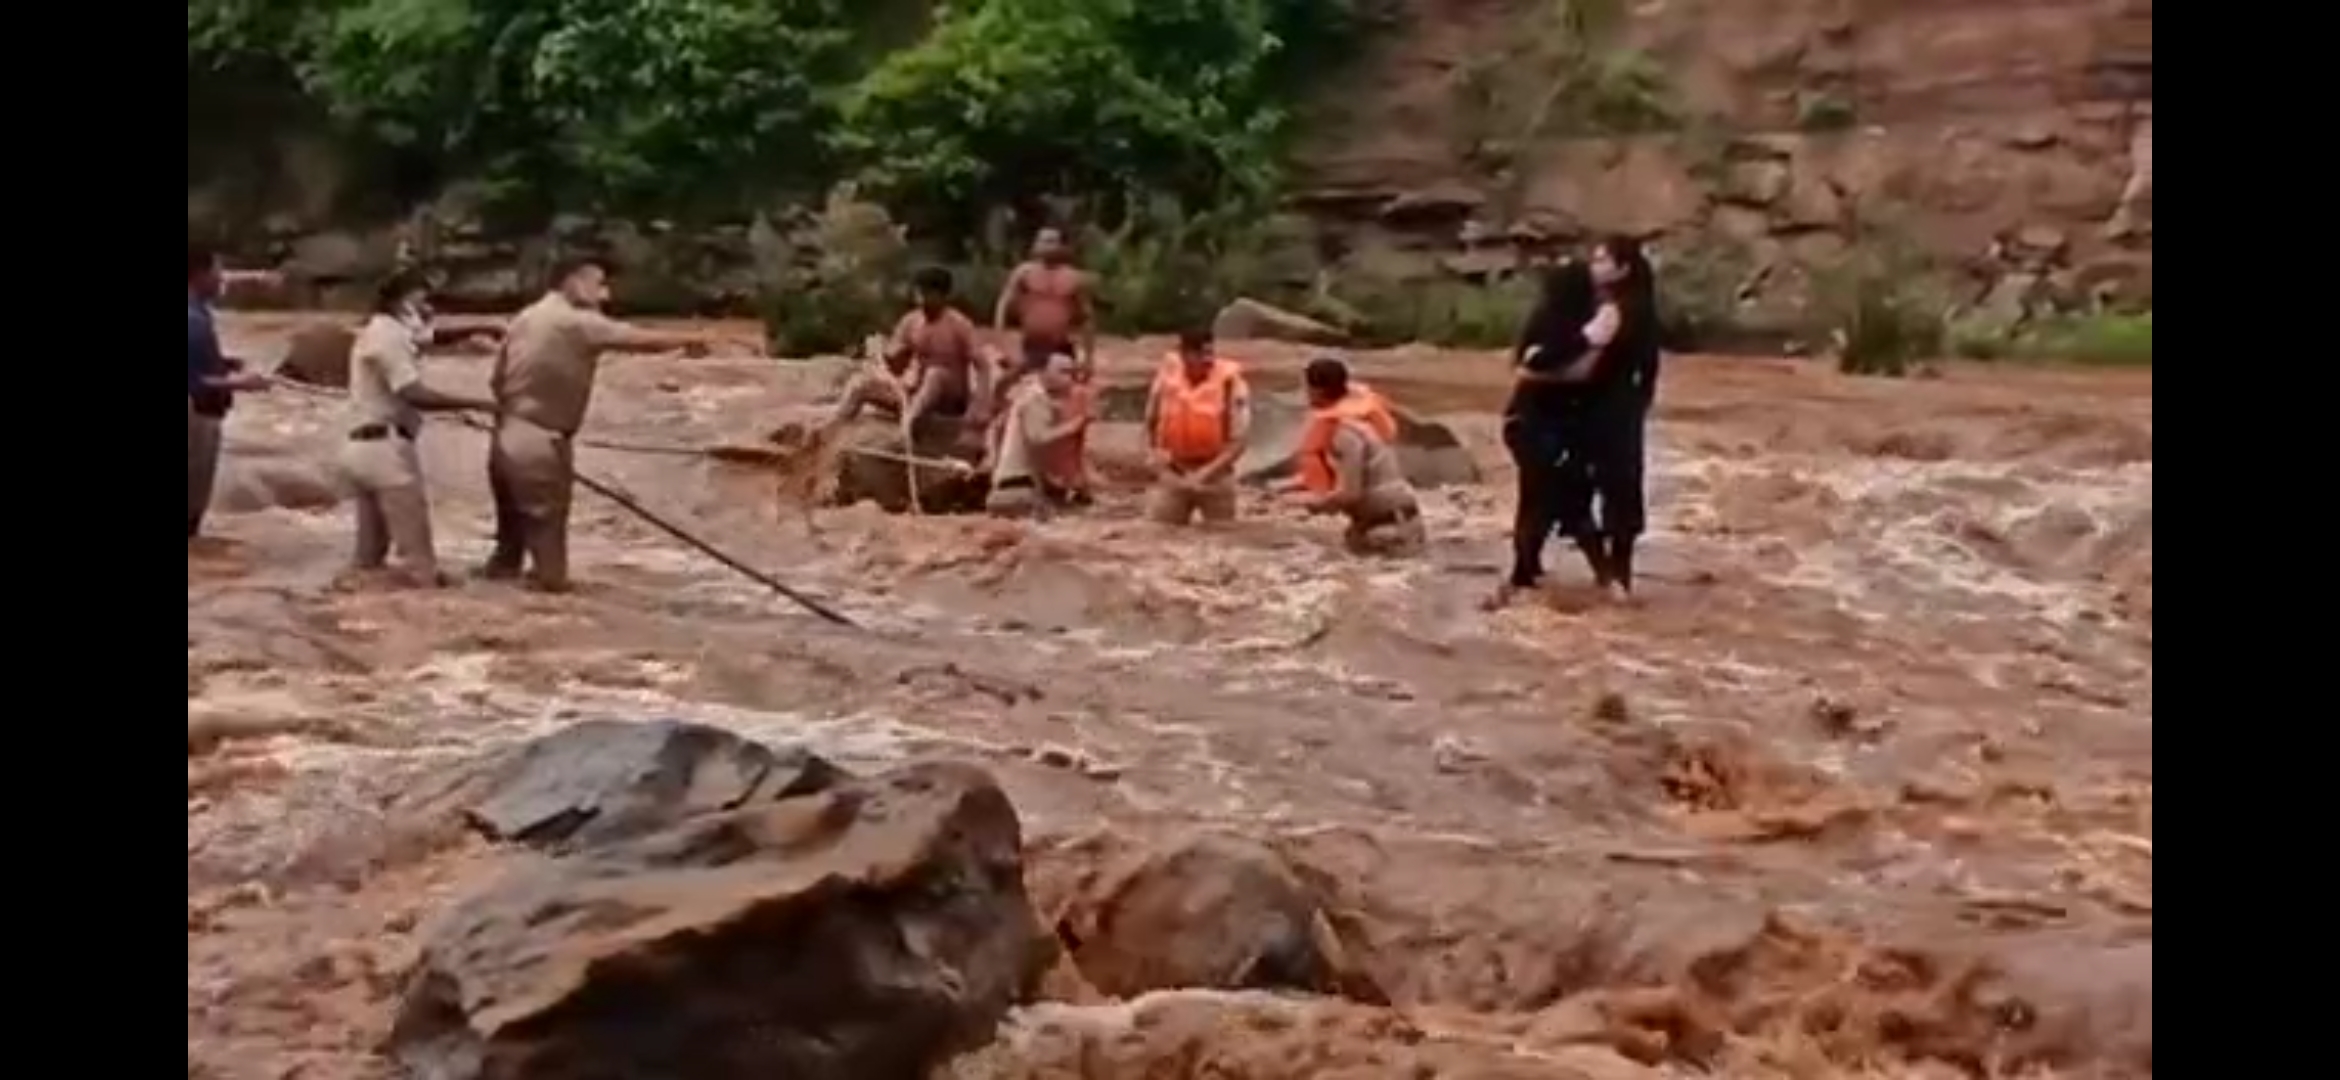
xmin=187 ymin=317 xmax=2151 ymax=1079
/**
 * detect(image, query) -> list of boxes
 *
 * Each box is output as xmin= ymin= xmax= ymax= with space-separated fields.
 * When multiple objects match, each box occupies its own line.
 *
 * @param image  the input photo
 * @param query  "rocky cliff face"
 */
xmin=1294 ymin=0 xmax=2151 ymax=310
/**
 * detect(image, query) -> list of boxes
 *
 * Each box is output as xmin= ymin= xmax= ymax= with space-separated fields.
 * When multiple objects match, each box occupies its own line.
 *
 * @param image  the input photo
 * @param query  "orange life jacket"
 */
xmin=1297 ymin=384 xmax=1399 ymax=494
xmin=1151 ymin=354 xmax=1245 ymax=465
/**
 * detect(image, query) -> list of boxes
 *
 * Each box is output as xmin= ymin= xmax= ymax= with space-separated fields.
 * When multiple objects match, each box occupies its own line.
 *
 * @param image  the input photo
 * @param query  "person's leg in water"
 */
xmin=1593 ymin=413 xmax=1649 ymax=599
xmin=1493 ymin=417 xmax=1564 ymax=605
xmin=1553 ymin=450 xmax=1614 ymax=586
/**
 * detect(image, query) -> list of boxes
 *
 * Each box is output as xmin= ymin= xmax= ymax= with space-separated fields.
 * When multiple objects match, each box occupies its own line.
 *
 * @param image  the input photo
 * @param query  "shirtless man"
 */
xmin=824 ymin=266 xmax=994 ymax=440
xmin=481 ymin=255 xmax=726 ymax=592
xmin=993 ymin=227 xmax=1094 ymax=379
xmin=1282 ymin=357 xmax=1426 ymax=557
xmin=985 ymin=353 xmax=1092 ymax=519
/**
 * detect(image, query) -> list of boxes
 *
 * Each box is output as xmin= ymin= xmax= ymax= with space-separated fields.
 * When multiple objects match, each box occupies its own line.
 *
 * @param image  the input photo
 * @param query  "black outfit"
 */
xmin=1502 ymin=310 xmax=1598 ymax=589
xmin=1578 ymin=300 xmax=1662 ymax=589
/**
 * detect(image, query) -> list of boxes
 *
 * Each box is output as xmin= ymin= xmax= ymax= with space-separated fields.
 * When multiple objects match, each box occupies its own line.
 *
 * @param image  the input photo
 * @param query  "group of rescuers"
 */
xmin=190 ymin=224 xmax=1656 ymax=601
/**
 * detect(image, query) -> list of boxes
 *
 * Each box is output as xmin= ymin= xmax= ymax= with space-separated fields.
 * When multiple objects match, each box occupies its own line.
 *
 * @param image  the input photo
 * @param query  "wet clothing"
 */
xmin=188 ymin=400 xmax=222 ymax=538
xmin=342 ymin=313 xmax=437 ymax=575
xmin=1296 ymin=386 xmax=1398 ymax=497
xmin=1146 ymin=356 xmax=1252 ymax=526
xmin=483 ymin=293 xmax=632 ymax=588
xmin=188 ymin=294 xmax=231 ymax=537
xmin=1503 ymin=299 xmax=1597 ymax=587
xmin=988 ymin=382 xmax=1087 ymax=518
xmin=1149 ymin=355 xmax=1251 ymax=468
xmin=1324 ymin=423 xmax=1425 ymax=558
xmin=1576 ymin=294 xmax=1663 ymax=590
xmin=1145 ymin=477 xmax=1239 ymax=525
xmin=485 ymin=416 xmax=577 ymax=588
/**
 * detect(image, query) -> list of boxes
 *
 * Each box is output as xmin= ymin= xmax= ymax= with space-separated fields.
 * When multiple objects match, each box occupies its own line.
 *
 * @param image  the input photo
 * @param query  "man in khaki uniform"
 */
xmin=343 ymin=270 xmax=496 ymax=585
xmin=481 ymin=256 xmax=720 ymax=591
xmin=985 ymin=352 xmax=1091 ymax=519
xmin=1143 ymin=328 xmax=1252 ymax=525
xmin=1283 ymin=358 xmax=1426 ymax=557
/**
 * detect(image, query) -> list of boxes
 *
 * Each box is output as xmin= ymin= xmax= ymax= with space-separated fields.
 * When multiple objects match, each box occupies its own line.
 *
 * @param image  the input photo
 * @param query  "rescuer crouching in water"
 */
xmin=985 ymin=352 xmax=1094 ymax=518
xmin=1280 ymin=357 xmax=1427 ymax=557
xmin=1143 ymin=327 xmax=1252 ymax=525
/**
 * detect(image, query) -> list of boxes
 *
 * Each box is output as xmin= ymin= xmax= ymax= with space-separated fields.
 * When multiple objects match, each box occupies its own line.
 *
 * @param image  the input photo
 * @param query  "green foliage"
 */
xmin=1949 ymin=311 xmax=2153 ymax=367
xmin=753 ymin=187 xmax=915 ymax=357
xmin=839 ymin=0 xmax=1361 ymax=225
xmin=190 ymin=0 xmax=1361 ymax=223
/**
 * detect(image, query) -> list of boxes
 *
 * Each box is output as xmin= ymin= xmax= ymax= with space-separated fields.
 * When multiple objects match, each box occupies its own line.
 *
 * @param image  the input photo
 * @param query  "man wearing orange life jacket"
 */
xmin=1279 ymin=356 xmax=1426 ymax=557
xmin=985 ymin=352 xmax=1094 ymax=518
xmin=1143 ymin=326 xmax=1253 ymax=525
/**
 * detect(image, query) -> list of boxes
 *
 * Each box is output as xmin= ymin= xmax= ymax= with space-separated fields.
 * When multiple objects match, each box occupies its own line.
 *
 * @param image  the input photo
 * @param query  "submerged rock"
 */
xmin=1052 ymin=832 xmax=1386 ymax=1003
xmin=460 ymin=718 xmax=847 ymax=853
xmin=1240 ymin=395 xmax=1482 ymax=488
xmin=391 ymin=761 xmax=1052 ymax=1080
xmin=276 ymin=322 xmax=360 ymax=388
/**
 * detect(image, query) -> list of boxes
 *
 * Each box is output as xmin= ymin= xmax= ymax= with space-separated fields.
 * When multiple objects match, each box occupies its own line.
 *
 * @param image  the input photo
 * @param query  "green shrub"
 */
xmin=753 ymin=188 xmax=912 ymax=358
xmin=1949 ymin=310 xmax=2153 ymax=367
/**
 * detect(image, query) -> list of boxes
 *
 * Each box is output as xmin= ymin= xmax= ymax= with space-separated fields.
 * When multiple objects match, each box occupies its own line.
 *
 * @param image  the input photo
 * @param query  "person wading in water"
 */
xmin=1560 ymin=235 xmax=1663 ymax=603
xmin=993 ymin=226 xmax=1094 ymax=377
xmin=1487 ymin=259 xmax=1604 ymax=608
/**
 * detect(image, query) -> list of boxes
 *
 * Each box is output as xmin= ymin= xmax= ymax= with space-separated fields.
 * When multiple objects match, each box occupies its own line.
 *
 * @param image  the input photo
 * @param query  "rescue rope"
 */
xmin=265 ymin=376 xmax=860 ymax=628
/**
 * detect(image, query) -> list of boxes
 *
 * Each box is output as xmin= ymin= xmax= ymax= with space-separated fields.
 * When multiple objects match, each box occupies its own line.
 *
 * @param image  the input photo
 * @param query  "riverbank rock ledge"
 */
xmin=390 ymin=754 xmax=1052 ymax=1080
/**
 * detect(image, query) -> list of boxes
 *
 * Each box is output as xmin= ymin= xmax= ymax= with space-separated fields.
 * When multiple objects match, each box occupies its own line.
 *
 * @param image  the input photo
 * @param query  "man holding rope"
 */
xmin=481 ymin=254 xmax=727 ymax=592
xmin=188 ymin=243 xmax=274 ymax=541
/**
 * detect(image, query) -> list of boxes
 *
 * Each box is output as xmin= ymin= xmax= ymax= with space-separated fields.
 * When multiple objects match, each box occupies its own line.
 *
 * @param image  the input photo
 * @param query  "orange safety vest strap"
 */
xmin=1297 ymin=389 xmax=1396 ymax=494
xmin=1151 ymin=355 xmax=1244 ymax=464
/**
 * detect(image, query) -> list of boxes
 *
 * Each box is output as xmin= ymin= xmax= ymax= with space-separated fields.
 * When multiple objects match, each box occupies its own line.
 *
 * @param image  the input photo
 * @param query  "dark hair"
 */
xmin=187 ymin=241 xmax=220 ymax=283
xmin=1595 ymin=234 xmax=1658 ymax=319
xmin=372 ymin=269 xmax=431 ymax=315
xmin=1518 ymin=260 xmax=1597 ymax=363
xmin=912 ymin=265 xmax=954 ymax=294
xmin=1303 ymin=356 xmax=1351 ymax=396
xmin=548 ymin=254 xmax=613 ymax=291
xmin=1177 ymin=326 xmax=1213 ymax=351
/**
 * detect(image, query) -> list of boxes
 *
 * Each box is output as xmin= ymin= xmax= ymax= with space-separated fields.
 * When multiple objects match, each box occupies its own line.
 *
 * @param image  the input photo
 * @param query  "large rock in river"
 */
xmin=458 ymin=718 xmax=848 ymax=853
xmin=276 ymin=321 xmax=360 ymax=388
xmin=1239 ymin=394 xmax=1481 ymax=489
xmin=391 ymin=760 xmax=1052 ymax=1080
xmin=1051 ymin=832 xmax=1386 ymax=1003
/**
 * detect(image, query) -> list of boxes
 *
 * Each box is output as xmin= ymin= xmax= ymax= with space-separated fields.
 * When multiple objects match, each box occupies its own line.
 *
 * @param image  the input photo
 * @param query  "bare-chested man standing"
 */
xmin=993 ymin=227 xmax=1094 ymax=378
xmin=480 ymin=255 xmax=724 ymax=592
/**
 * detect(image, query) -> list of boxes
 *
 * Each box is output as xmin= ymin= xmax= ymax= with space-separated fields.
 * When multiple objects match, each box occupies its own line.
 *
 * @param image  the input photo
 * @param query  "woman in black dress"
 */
xmin=1490 ymin=259 xmax=1606 ymax=608
xmin=1572 ymin=234 xmax=1662 ymax=601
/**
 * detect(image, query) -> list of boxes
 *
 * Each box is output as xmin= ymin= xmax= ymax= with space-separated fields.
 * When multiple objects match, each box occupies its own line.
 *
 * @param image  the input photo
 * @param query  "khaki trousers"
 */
xmin=1144 ymin=475 xmax=1238 ymax=526
xmin=340 ymin=433 xmax=438 ymax=577
xmin=485 ymin=416 xmax=578 ymax=589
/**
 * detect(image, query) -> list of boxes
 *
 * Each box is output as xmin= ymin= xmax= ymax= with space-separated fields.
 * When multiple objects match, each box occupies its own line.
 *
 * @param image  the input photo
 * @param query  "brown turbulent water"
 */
xmin=187 ymin=317 xmax=2151 ymax=1080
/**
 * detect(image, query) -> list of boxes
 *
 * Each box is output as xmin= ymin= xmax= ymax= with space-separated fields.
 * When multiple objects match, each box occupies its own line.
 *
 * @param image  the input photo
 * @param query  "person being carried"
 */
xmin=1143 ymin=327 xmax=1252 ymax=526
xmin=1281 ymin=357 xmax=1426 ymax=558
xmin=993 ymin=226 xmax=1095 ymax=379
xmin=341 ymin=269 xmax=498 ymax=587
xmin=482 ymin=254 xmax=728 ymax=593
xmin=823 ymin=266 xmax=994 ymax=442
xmin=985 ymin=352 xmax=1094 ymax=519
xmin=188 ymin=242 xmax=274 ymax=542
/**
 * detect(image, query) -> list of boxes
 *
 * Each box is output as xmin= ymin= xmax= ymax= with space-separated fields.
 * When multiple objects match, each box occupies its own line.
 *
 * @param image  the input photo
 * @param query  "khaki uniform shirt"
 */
xmin=347 ymin=313 xmax=426 ymax=435
xmin=492 ymin=293 xmax=634 ymax=434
